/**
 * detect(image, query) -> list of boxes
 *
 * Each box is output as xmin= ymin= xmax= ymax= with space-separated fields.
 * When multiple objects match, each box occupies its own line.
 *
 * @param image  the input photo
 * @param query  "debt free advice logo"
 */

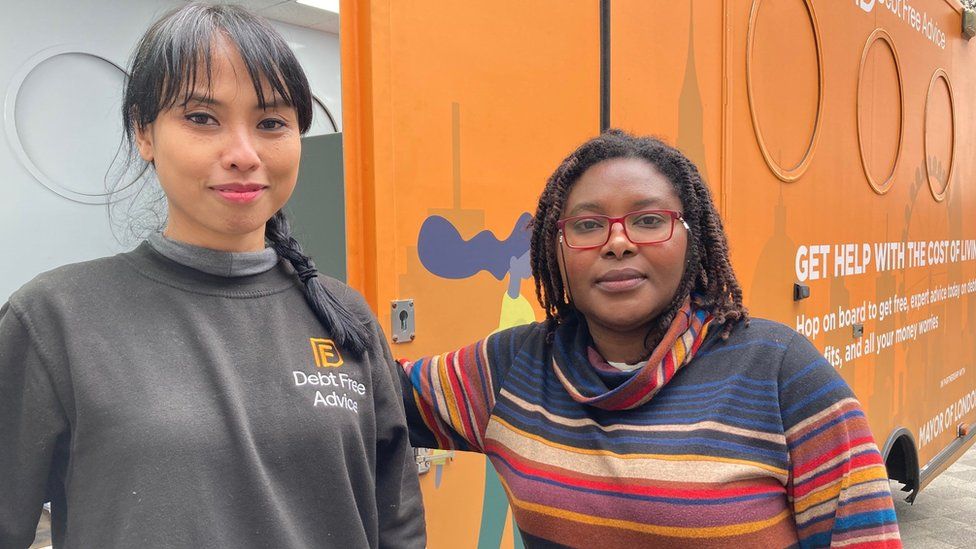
xmin=855 ymin=0 xmax=947 ymax=49
xmin=293 ymin=338 xmax=365 ymax=413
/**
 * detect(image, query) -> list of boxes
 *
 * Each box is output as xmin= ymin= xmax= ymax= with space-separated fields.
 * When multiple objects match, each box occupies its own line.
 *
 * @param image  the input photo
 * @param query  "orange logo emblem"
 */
xmin=310 ymin=338 xmax=343 ymax=368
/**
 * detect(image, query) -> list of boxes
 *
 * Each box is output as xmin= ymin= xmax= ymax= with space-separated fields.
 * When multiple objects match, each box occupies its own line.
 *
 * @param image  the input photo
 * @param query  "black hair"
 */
xmin=121 ymin=3 xmax=370 ymax=356
xmin=530 ymin=129 xmax=748 ymax=340
xmin=266 ymin=213 xmax=370 ymax=355
xmin=123 ymin=2 xmax=312 ymax=137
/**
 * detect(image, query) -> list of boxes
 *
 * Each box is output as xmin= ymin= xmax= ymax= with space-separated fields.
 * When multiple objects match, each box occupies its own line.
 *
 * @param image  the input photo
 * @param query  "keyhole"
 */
xmin=399 ymin=310 xmax=409 ymax=331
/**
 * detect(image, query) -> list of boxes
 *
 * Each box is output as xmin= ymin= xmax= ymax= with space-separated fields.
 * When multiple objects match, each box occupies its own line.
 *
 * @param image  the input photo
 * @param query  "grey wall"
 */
xmin=1 ymin=0 xmax=342 ymax=300
xmin=289 ymin=133 xmax=346 ymax=281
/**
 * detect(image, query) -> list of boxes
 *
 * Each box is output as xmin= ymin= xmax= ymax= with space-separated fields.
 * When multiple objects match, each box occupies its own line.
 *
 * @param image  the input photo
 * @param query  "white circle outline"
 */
xmin=3 ymin=45 xmax=129 ymax=205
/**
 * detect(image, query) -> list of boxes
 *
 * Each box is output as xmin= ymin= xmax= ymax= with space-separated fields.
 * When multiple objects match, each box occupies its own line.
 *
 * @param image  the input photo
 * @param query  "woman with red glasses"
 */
xmin=399 ymin=130 xmax=901 ymax=548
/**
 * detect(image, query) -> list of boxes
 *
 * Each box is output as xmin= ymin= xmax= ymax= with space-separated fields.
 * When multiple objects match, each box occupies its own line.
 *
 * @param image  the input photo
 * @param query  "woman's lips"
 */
xmin=211 ymin=184 xmax=267 ymax=204
xmin=595 ymin=269 xmax=647 ymax=292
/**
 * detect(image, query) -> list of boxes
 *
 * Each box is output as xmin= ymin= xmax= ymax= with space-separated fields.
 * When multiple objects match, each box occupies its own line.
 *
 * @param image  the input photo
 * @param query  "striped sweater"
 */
xmin=400 ymin=316 xmax=901 ymax=548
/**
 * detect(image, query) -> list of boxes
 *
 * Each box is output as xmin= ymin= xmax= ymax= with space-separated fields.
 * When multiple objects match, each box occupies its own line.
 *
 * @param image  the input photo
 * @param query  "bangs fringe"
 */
xmin=126 ymin=3 xmax=312 ymax=135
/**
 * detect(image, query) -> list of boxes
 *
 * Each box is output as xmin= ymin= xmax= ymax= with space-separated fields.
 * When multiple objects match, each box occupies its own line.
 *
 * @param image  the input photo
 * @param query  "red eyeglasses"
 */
xmin=556 ymin=209 xmax=688 ymax=249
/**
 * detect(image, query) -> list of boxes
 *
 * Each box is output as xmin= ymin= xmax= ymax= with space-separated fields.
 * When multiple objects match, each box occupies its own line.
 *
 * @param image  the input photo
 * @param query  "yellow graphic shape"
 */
xmin=310 ymin=338 xmax=343 ymax=368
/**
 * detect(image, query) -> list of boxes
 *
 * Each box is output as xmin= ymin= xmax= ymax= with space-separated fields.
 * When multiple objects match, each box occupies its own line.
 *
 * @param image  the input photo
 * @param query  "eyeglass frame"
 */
xmin=555 ymin=209 xmax=690 ymax=250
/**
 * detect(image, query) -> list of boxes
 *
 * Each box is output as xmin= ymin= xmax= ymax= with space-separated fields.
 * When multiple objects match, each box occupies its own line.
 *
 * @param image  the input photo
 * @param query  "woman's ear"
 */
xmin=134 ymin=122 xmax=155 ymax=162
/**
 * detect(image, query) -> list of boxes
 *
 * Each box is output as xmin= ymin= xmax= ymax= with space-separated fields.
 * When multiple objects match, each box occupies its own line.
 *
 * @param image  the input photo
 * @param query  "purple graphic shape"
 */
xmin=417 ymin=212 xmax=532 ymax=280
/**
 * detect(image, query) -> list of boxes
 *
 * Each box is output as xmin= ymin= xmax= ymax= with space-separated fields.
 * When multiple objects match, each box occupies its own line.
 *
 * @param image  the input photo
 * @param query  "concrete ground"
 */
xmin=894 ymin=442 xmax=976 ymax=548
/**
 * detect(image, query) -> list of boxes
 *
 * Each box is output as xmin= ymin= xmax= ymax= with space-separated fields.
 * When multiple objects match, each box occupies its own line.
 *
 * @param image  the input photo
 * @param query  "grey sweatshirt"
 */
xmin=0 ymin=240 xmax=425 ymax=548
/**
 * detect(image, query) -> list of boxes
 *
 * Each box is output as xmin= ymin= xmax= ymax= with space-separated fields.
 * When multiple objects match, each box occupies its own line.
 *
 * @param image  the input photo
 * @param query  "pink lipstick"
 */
xmin=211 ymin=183 xmax=267 ymax=204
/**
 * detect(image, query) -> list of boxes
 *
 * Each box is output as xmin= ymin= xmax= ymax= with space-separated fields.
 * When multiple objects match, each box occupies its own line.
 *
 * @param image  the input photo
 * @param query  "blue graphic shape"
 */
xmin=418 ymin=212 xmax=532 ymax=280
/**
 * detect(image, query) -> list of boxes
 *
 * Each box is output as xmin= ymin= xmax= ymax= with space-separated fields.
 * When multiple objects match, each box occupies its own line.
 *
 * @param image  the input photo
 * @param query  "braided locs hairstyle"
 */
xmin=530 ymin=130 xmax=747 ymax=340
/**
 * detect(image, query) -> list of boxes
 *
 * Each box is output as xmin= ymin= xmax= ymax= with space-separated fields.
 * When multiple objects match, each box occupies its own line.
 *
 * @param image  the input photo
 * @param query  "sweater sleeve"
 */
xmin=397 ymin=325 xmax=528 ymax=453
xmin=778 ymin=331 xmax=901 ymax=548
xmin=366 ymin=317 xmax=427 ymax=549
xmin=0 ymin=302 xmax=70 ymax=548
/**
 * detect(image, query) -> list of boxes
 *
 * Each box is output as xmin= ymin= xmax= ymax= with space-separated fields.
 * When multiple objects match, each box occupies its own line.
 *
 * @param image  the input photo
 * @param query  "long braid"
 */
xmin=266 ymin=211 xmax=370 ymax=356
xmin=529 ymin=130 xmax=748 ymax=341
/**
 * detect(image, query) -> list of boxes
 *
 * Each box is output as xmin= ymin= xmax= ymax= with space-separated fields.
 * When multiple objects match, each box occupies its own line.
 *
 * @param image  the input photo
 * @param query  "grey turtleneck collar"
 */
xmin=147 ymin=233 xmax=279 ymax=278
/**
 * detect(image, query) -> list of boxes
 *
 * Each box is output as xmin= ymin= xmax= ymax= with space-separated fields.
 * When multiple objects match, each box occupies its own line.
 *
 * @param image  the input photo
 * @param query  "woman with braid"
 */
xmin=0 ymin=4 xmax=424 ymax=548
xmin=399 ymin=130 xmax=900 ymax=548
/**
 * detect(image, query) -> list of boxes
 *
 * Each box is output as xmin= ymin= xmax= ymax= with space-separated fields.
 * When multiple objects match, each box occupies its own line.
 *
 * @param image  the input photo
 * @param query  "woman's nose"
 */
xmin=603 ymin=221 xmax=636 ymax=258
xmin=221 ymin=126 xmax=261 ymax=172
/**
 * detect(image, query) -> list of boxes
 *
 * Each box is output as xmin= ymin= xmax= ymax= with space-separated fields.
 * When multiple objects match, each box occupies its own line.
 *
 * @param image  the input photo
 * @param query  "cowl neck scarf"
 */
xmin=551 ymin=299 xmax=713 ymax=411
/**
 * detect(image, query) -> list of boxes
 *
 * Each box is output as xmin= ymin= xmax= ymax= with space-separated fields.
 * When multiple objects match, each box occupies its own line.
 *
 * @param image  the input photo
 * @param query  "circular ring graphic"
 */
xmin=746 ymin=0 xmax=825 ymax=183
xmin=856 ymin=28 xmax=904 ymax=195
xmin=312 ymin=95 xmax=339 ymax=133
xmin=4 ymin=45 xmax=130 ymax=204
xmin=923 ymin=68 xmax=955 ymax=202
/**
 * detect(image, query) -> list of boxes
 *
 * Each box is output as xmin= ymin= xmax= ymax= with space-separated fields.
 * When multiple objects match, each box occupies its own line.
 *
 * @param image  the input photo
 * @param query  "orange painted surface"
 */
xmin=342 ymin=0 xmax=975 ymax=545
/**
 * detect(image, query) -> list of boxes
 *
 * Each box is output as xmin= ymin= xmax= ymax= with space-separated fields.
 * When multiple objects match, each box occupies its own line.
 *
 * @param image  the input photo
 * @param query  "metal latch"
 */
xmin=391 ymin=299 xmax=415 ymax=343
xmin=414 ymin=448 xmax=455 ymax=474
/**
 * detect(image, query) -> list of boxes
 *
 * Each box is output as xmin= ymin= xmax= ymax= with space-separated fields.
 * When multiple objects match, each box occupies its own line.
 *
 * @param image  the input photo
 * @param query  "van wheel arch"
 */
xmin=881 ymin=428 xmax=920 ymax=503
